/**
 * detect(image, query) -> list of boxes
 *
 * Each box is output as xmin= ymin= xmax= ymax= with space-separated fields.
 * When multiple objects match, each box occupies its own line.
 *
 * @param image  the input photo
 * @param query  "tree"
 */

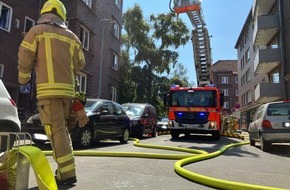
xmin=122 ymin=4 xmax=191 ymax=105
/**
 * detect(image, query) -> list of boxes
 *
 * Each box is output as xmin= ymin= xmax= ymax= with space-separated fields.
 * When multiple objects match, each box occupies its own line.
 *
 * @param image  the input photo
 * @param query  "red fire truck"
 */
xmin=163 ymin=84 xmax=224 ymax=140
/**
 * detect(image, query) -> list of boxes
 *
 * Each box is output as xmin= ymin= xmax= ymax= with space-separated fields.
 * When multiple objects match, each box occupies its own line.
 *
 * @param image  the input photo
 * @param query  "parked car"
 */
xmin=248 ymin=101 xmax=290 ymax=152
xmin=0 ymin=79 xmax=21 ymax=152
xmin=23 ymin=99 xmax=130 ymax=148
xmin=157 ymin=117 xmax=169 ymax=134
xmin=122 ymin=103 xmax=158 ymax=138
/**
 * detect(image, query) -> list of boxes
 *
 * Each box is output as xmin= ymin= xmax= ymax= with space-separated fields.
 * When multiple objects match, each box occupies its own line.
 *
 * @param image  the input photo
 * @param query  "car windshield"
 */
xmin=160 ymin=118 xmax=168 ymax=122
xmin=85 ymin=100 xmax=101 ymax=112
xmin=267 ymin=102 xmax=290 ymax=116
xmin=123 ymin=105 xmax=144 ymax=116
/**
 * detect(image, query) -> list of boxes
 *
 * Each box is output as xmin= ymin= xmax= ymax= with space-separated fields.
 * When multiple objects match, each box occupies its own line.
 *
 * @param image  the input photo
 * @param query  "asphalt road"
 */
xmin=26 ymin=133 xmax=290 ymax=190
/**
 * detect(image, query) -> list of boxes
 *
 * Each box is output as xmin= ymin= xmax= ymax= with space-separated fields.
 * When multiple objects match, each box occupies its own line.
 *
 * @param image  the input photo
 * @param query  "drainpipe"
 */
xmin=279 ymin=0 xmax=287 ymax=100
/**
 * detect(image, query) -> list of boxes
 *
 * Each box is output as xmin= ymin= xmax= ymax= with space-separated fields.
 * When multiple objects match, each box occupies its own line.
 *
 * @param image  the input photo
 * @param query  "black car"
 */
xmin=122 ymin=103 xmax=158 ymax=138
xmin=23 ymin=99 xmax=130 ymax=148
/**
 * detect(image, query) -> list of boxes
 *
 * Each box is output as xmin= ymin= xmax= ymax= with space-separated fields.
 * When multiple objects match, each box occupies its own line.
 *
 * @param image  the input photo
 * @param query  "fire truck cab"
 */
xmin=164 ymin=84 xmax=224 ymax=140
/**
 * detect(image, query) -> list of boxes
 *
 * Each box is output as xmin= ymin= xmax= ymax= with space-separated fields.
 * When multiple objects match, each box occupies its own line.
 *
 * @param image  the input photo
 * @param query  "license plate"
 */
xmin=182 ymin=124 xmax=197 ymax=129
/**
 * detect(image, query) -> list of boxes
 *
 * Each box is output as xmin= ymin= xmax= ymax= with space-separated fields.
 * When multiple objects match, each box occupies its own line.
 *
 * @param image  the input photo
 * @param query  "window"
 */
xmin=77 ymin=72 xmax=87 ymax=93
xmin=112 ymin=53 xmax=119 ymax=70
xmin=113 ymin=22 xmax=120 ymax=39
xmin=245 ymin=48 xmax=250 ymax=63
xmin=246 ymin=69 xmax=251 ymax=83
xmin=0 ymin=2 xmax=12 ymax=32
xmin=246 ymin=90 xmax=251 ymax=103
xmin=80 ymin=26 xmax=90 ymax=51
xmin=270 ymin=72 xmax=279 ymax=83
xmin=24 ymin=16 xmax=35 ymax=33
xmin=111 ymin=86 xmax=117 ymax=102
xmin=235 ymin=77 xmax=238 ymax=83
xmin=222 ymin=89 xmax=229 ymax=96
xmin=223 ymin=102 xmax=229 ymax=109
xmin=221 ymin=77 xmax=228 ymax=84
xmin=235 ymin=89 xmax=238 ymax=96
xmin=0 ymin=64 xmax=4 ymax=78
xmin=82 ymin=0 xmax=92 ymax=8
xmin=115 ymin=0 xmax=122 ymax=9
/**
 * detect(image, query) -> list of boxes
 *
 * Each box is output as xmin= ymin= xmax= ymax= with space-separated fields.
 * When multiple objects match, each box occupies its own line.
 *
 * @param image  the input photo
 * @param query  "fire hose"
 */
xmin=0 ymin=138 xmax=286 ymax=190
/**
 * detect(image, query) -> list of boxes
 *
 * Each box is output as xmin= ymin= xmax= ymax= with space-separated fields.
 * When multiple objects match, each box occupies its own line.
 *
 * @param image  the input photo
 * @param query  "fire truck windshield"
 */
xmin=170 ymin=90 xmax=216 ymax=107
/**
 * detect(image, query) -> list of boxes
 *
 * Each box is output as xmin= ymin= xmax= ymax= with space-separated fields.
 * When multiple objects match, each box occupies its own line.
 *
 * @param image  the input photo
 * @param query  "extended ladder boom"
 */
xmin=172 ymin=0 xmax=212 ymax=86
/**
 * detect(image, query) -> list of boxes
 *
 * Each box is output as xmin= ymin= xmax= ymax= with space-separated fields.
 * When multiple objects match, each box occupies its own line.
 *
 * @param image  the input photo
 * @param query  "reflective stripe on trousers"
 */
xmin=39 ymin=98 xmax=76 ymax=181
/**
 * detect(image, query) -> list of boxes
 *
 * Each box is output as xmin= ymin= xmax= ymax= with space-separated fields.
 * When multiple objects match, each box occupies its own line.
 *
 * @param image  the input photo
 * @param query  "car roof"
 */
xmin=122 ymin=103 xmax=153 ymax=107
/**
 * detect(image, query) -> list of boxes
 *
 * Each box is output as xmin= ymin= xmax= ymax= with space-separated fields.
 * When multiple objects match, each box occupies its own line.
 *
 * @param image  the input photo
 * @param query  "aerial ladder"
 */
xmin=170 ymin=0 xmax=212 ymax=86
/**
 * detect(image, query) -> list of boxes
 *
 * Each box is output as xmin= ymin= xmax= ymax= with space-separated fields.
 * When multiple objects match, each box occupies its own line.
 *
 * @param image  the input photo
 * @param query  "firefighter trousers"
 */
xmin=38 ymin=98 xmax=76 ymax=181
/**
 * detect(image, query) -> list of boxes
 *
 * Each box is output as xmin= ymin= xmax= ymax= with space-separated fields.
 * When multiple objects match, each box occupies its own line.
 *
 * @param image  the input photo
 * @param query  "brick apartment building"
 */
xmin=211 ymin=60 xmax=239 ymax=115
xmin=235 ymin=0 xmax=290 ymax=130
xmin=0 ymin=0 xmax=123 ymax=116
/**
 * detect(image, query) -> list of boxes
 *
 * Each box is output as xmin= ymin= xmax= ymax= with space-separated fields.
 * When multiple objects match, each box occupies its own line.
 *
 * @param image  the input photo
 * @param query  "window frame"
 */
xmin=113 ymin=21 xmax=120 ymax=39
xmin=82 ymin=0 xmax=92 ymax=8
xmin=0 ymin=2 xmax=13 ymax=32
xmin=221 ymin=76 xmax=228 ymax=84
xmin=112 ymin=52 xmax=119 ymax=71
xmin=111 ymin=86 xmax=117 ymax=102
xmin=77 ymin=72 xmax=87 ymax=93
xmin=24 ymin=16 xmax=35 ymax=33
xmin=80 ymin=25 xmax=90 ymax=51
xmin=0 ymin=64 xmax=4 ymax=78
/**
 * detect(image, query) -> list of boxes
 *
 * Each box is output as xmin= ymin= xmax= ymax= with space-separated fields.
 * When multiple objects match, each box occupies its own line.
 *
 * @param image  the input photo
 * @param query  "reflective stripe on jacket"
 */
xmin=18 ymin=24 xmax=85 ymax=99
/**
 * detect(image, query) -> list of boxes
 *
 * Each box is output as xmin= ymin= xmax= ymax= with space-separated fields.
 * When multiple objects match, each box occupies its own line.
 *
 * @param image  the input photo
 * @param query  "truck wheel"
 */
xmin=171 ymin=130 xmax=180 ymax=139
xmin=212 ymin=131 xmax=220 ymax=140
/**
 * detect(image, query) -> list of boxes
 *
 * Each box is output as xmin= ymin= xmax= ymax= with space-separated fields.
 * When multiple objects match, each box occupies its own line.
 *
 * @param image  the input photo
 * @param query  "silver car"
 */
xmin=0 ymin=80 xmax=21 ymax=152
xmin=248 ymin=101 xmax=290 ymax=151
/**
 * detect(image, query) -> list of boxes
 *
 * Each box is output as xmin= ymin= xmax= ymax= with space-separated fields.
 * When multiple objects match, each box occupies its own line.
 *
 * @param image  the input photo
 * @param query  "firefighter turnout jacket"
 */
xmin=18 ymin=22 xmax=85 ymax=99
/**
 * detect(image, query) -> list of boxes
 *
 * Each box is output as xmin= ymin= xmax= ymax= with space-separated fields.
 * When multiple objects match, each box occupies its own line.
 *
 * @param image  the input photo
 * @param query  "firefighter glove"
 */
xmin=19 ymin=83 xmax=31 ymax=94
xmin=72 ymin=100 xmax=89 ymax=128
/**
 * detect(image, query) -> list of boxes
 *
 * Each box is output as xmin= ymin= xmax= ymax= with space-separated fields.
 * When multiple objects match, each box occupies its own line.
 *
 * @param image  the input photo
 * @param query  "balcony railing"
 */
xmin=254 ymin=83 xmax=282 ymax=103
xmin=253 ymin=14 xmax=279 ymax=46
xmin=253 ymin=48 xmax=280 ymax=74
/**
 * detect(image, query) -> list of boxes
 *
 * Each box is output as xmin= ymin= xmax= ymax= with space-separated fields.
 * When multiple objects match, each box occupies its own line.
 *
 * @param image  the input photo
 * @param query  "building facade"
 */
xmin=235 ymin=0 xmax=289 ymax=130
xmin=211 ymin=60 xmax=239 ymax=115
xmin=0 ymin=0 xmax=123 ymax=117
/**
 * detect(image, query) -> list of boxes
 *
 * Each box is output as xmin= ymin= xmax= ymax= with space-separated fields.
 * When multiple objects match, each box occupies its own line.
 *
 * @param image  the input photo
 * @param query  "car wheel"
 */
xmin=249 ymin=133 xmax=255 ymax=146
xmin=260 ymin=134 xmax=271 ymax=152
xmin=75 ymin=126 xmax=93 ymax=148
xmin=151 ymin=127 xmax=157 ymax=137
xmin=119 ymin=128 xmax=130 ymax=144
xmin=171 ymin=130 xmax=180 ymax=139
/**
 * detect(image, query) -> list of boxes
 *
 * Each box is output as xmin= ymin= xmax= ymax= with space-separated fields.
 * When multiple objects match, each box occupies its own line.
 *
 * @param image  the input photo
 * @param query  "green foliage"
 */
xmin=120 ymin=4 xmax=191 ymax=116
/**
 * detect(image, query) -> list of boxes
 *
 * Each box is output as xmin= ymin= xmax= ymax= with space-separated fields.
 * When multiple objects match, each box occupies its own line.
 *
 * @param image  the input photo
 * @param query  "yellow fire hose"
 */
xmin=0 ymin=146 xmax=57 ymax=190
xmin=0 ymin=138 xmax=286 ymax=190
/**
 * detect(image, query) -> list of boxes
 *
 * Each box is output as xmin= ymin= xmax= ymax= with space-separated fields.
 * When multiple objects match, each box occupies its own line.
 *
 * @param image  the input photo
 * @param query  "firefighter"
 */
xmin=18 ymin=0 xmax=88 ymax=186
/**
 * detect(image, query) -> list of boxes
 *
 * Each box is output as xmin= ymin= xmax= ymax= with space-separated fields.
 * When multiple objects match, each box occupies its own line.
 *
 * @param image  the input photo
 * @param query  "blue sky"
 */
xmin=123 ymin=0 xmax=253 ymax=84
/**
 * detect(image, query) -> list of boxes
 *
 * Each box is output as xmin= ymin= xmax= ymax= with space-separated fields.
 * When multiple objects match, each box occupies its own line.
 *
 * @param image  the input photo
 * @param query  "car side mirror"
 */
xmin=99 ymin=110 xmax=108 ymax=115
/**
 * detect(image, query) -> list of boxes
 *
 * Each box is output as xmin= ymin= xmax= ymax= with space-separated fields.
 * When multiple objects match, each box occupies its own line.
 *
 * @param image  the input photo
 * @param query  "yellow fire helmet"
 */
xmin=41 ymin=0 xmax=67 ymax=21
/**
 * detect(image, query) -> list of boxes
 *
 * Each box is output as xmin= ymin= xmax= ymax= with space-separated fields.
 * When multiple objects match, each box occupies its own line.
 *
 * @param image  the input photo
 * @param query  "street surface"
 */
xmin=27 ymin=133 xmax=290 ymax=190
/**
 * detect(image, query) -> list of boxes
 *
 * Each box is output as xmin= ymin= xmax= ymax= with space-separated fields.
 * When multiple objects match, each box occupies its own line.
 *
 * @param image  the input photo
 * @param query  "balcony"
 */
xmin=253 ymin=48 xmax=280 ymax=74
xmin=255 ymin=83 xmax=282 ymax=103
xmin=253 ymin=0 xmax=276 ymax=15
xmin=253 ymin=14 xmax=279 ymax=46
